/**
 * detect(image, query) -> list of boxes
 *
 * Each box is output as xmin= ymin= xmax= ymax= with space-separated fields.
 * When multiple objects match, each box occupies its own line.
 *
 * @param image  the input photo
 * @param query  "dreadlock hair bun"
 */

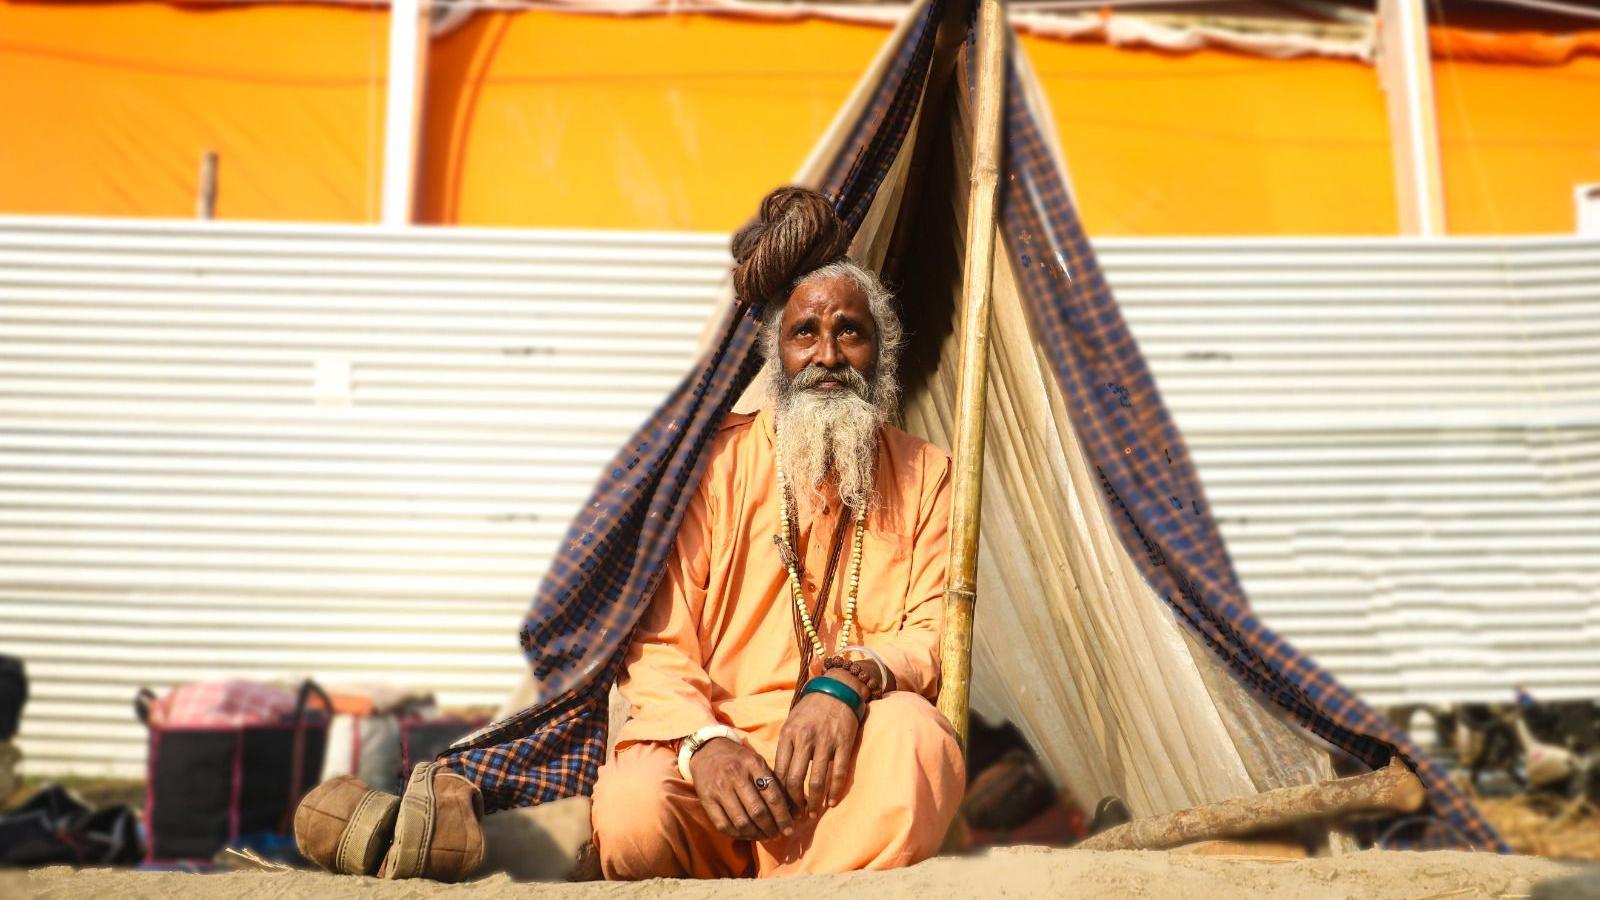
xmin=730 ymin=186 xmax=850 ymax=308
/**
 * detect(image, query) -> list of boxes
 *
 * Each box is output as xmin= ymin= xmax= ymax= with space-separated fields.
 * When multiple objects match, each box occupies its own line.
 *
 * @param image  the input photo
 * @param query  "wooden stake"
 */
xmin=1077 ymin=758 xmax=1427 ymax=852
xmin=196 ymin=150 xmax=218 ymax=220
xmin=935 ymin=0 xmax=1007 ymax=752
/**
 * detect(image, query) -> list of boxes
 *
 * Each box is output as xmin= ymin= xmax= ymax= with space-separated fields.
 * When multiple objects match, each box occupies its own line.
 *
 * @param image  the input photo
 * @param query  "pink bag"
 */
xmin=143 ymin=680 xmax=303 ymax=727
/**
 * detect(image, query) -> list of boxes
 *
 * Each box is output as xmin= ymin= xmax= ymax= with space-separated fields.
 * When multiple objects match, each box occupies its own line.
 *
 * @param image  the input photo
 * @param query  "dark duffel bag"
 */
xmin=0 ymin=784 xmax=141 ymax=868
xmin=398 ymin=714 xmax=489 ymax=793
xmin=136 ymin=680 xmax=330 ymax=862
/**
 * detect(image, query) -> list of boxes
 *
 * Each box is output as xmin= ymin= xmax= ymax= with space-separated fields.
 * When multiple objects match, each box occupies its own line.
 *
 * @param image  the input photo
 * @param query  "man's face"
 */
xmin=776 ymin=275 xmax=879 ymax=392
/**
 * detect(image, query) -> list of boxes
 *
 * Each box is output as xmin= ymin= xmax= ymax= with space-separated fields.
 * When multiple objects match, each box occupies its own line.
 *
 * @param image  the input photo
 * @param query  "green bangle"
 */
xmin=802 ymin=675 xmax=863 ymax=716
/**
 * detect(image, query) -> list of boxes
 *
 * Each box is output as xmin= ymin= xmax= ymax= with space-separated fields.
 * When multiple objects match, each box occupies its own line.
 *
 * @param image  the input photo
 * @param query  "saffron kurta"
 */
xmin=591 ymin=406 xmax=964 ymax=878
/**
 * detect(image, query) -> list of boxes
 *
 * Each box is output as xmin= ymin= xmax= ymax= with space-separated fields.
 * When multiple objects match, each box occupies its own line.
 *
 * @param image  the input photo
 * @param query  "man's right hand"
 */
xmin=686 ymin=737 xmax=795 ymax=842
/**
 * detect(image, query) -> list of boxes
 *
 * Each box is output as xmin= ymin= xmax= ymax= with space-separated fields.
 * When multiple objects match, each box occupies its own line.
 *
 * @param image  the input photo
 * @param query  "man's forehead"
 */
xmin=782 ymin=276 xmax=868 ymax=319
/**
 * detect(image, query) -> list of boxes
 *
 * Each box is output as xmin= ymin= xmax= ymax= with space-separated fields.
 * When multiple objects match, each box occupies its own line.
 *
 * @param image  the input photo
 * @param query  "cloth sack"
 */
xmin=319 ymin=685 xmax=435 ymax=793
xmin=322 ymin=712 xmax=404 ymax=792
xmin=137 ymin=679 xmax=330 ymax=861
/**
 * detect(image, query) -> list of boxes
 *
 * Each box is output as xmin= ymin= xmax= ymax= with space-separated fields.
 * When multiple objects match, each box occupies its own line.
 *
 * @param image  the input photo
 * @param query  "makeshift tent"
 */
xmin=440 ymin=0 xmax=1505 ymax=852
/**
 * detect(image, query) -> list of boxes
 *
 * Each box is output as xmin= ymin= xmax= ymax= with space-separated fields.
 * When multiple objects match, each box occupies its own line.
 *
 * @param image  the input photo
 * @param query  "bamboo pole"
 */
xmin=936 ymin=0 xmax=1008 ymax=752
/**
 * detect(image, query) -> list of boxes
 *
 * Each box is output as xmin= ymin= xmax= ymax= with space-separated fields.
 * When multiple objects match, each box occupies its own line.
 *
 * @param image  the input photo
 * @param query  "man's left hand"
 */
xmin=773 ymin=673 xmax=865 ymax=818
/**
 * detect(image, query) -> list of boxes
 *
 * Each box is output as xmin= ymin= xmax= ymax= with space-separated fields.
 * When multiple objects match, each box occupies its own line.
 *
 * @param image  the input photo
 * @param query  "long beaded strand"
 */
xmin=774 ymin=421 xmax=866 ymax=658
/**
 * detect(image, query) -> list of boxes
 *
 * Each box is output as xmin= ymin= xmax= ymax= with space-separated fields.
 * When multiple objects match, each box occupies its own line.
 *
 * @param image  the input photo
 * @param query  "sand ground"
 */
xmin=12 ymin=848 xmax=1595 ymax=900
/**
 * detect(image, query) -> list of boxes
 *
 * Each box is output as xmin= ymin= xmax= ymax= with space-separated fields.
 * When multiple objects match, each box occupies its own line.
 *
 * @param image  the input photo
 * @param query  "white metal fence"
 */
xmin=1104 ymin=237 xmax=1600 ymax=709
xmin=2 ymin=217 xmax=1596 ymax=776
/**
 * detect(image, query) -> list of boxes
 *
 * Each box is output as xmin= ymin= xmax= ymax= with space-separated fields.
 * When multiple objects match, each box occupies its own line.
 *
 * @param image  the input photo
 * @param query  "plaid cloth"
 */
xmin=440 ymin=0 xmax=1506 ymax=852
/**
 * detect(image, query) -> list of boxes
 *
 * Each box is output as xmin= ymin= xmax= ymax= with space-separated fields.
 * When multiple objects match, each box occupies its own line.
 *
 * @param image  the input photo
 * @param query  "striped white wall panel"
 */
xmin=2 ymin=218 xmax=1596 ymax=777
xmin=1099 ymin=237 xmax=1600 ymax=709
xmin=0 ymin=217 xmax=730 ymax=777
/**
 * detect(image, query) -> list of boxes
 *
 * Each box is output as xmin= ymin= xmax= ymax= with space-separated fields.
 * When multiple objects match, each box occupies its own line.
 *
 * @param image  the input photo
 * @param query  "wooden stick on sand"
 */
xmin=1078 ymin=758 xmax=1428 ymax=852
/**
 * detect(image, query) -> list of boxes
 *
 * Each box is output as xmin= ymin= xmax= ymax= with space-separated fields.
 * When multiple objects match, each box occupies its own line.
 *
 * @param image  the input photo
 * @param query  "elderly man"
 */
xmin=588 ymin=257 xmax=965 ymax=879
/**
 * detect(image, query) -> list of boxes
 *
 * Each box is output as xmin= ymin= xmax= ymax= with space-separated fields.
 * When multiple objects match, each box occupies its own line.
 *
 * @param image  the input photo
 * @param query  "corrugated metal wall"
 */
xmin=3 ymin=218 xmax=1596 ymax=776
xmin=1102 ymin=237 xmax=1600 ymax=709
xmin=0 ymin=217 xmax=729 ymax=777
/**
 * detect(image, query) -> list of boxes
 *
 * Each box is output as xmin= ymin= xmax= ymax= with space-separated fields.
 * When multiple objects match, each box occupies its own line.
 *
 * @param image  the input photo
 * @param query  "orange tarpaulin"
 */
xmin=0 ymin=0 xmax=388 ymax=221
xmin=1019 ymin=37 xmax=1397 ymax=236
xmin=419 ymin=11 xmax=885 ymax=229
xmin=1 ymin=1 xmax=1596 ymax=235
xmin=422 ymin=12 xmax=1399 ymax=235
xmin=1433 ymin=53 xmax=1600 ymax=235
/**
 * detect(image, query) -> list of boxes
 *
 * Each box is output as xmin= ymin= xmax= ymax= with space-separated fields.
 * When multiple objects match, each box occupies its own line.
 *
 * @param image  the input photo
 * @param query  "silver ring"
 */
xmin=754 ymin=776 xmax=773 ymax=790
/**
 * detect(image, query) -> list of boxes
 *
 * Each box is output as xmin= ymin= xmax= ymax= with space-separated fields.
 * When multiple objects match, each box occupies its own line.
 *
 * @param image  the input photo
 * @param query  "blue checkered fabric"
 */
xmin=439 ymin=0 xmax=1506 ymax=852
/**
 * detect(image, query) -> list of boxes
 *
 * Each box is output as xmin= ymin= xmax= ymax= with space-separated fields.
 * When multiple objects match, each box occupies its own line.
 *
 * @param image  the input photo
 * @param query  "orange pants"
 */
xmin=591 ymin=692 xmax=965 ymax=879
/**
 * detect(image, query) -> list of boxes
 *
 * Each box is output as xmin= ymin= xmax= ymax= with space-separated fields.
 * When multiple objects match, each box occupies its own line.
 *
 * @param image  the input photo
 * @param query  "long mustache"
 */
xmin=791 ymin=363 xmax=870 ymax=399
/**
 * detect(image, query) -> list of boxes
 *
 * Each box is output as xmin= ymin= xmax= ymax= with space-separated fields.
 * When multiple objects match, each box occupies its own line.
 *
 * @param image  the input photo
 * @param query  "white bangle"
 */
xmin=676 ymin=724 xmax=743 ymax=783
xmin=840 ymin=644 xmax=891 ymax=693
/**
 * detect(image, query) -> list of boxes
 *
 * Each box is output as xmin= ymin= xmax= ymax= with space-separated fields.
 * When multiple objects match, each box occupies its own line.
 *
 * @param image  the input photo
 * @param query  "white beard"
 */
xmin=766 ymin=359 xmax=894 ymax=516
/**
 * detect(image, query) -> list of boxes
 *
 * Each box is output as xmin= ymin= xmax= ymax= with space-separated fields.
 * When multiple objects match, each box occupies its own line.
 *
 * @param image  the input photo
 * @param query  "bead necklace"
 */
xmin=773 ymin=420 xmax=866 ymax=659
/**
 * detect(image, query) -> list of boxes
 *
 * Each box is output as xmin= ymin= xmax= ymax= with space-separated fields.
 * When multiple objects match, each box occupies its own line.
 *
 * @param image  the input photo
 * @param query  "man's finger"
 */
xmin=720 ymin=789 xmax=757 ymax=841
xmin=699 ymin=791 xmax=735 ymax=838
xmin=734 ymin=780 xmax=778 ymax=841
xmin=706 ymin=781 xmax=750 ymax=840
xmin=805 ymin=748 xmax=830 ymax=818
xmin=826 ymin=745 xmax=852 ymax=810
xmin=782 ymin=737 xmax=811 ymax=808
xmin=773 ymin=734 xmax=793 ymax=796
xmin=751 ymin=761 xmax=794 ymax=835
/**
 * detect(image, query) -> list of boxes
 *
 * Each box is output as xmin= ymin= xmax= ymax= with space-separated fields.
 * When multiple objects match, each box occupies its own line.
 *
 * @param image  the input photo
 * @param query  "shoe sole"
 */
xmin=335 ymin=788 xmax=401 ymax=875
xmin=383 ymin=762 xmax=439 ymax=880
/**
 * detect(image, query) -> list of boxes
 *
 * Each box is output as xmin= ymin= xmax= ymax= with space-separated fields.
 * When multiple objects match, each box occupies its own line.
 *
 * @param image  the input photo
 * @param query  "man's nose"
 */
xmin=813 ymin=336 xmax=842 ymax=369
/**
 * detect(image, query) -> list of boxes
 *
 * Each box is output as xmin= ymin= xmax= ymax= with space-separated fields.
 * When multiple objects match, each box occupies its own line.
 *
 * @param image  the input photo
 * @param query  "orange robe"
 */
xmin=590 ymin=406 xmax=964 ymax=878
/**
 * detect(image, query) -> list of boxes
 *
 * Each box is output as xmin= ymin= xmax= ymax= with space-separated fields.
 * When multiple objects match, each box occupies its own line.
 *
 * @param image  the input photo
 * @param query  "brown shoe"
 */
xmin=293 ymin=775 xmax=401 ymax=875
xmin=381 ymin=761 xmax=485 ymax=883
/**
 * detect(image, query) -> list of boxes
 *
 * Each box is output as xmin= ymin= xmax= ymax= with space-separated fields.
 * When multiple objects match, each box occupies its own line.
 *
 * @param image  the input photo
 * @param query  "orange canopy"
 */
xmin=1 ymin=0 xmax=1597 ymax=235
xmin=1432 ymin=24 xmax=1600 ymax=66
xmin=0 ymin=0 xmax=387 ymax=222
xmin=1433 ymin=51 xmax=1600 ymax=234
xmin=419 ymin=10 xmax=889 ymax=229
